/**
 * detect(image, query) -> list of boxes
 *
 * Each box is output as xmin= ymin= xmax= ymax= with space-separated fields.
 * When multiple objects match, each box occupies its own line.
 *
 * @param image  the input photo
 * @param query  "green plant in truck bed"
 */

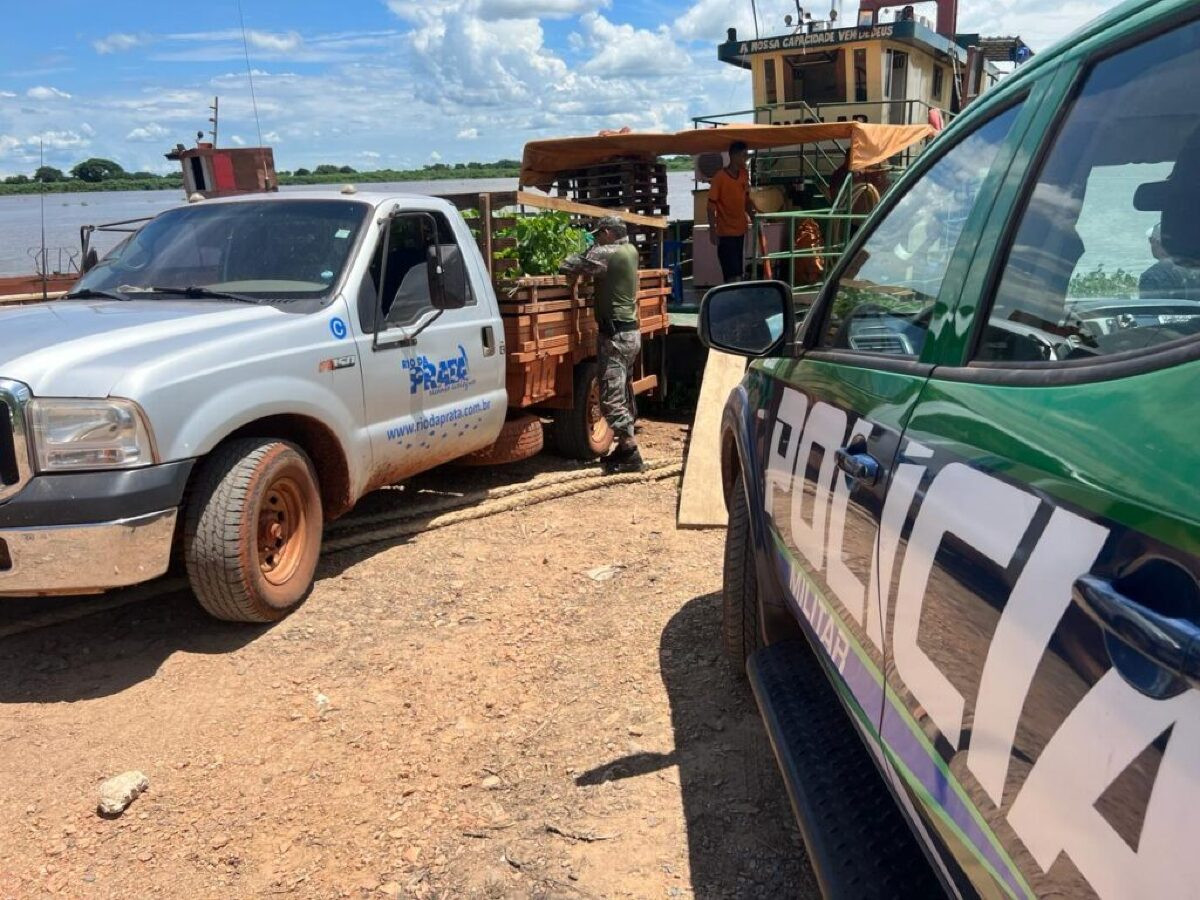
xmin=495 ymin=212 xmax=589 ymax=276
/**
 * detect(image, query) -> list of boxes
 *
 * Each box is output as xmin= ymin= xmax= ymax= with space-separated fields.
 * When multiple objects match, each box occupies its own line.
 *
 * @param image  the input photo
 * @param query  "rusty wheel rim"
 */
xmin=587 ymin=379 xmax=610 ymax=446
xmin=257 ymin=475 xmax=308 ymax=587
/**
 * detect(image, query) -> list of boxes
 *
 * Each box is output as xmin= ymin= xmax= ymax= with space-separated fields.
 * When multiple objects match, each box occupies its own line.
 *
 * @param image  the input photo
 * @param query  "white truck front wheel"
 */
xmin=184 ymin=439 xmax=323 ymax=623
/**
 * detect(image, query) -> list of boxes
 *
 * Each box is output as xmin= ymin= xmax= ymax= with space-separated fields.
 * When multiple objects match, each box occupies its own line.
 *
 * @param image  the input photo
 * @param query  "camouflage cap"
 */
xmin=592 ymin=215 xmax=628 ymax=235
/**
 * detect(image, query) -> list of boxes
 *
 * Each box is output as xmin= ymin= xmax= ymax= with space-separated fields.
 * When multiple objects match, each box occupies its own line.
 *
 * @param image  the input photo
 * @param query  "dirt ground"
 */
xmin=0 ymin=417 xmax=815 ymax=899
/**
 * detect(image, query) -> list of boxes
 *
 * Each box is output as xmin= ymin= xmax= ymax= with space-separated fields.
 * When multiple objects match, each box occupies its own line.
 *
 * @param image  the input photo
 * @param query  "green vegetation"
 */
xmin=278 ymin=159 xmax=522 ymax=187
xmin=1068 ymin=264 xmax=1138 ymax=298
xmin=0 ymin=153 xmax=686 ymax=196
xmin=0 ymin=157 xmax=526 ymax=195
xmin=2 ymin=156 xmax=184 ymax=194
xmin=495 ymin=212 xmax=589 ymax=276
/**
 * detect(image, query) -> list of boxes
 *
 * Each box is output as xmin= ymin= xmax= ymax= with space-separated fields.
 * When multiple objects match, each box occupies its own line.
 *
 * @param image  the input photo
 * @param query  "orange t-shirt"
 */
xmin=708 ymin=167 xmax=750 ymax=237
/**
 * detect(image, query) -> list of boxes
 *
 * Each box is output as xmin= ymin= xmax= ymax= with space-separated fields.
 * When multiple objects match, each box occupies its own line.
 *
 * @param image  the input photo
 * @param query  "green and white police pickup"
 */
xmin=700 ymin=0 xmax=1200 ymax=896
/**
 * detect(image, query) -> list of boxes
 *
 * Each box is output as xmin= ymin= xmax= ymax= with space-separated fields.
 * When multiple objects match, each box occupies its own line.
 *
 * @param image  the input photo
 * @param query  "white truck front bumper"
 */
xmin=0 ymin=509 xmax=177 ymax=596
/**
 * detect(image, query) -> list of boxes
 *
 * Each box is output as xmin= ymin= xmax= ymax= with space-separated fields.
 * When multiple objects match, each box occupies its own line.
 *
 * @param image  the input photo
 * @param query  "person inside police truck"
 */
xmin=1140 ymin=222 xmax=1200 ymax=300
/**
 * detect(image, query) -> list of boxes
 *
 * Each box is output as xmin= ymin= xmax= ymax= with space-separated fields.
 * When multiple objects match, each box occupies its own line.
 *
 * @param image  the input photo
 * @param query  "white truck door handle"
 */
xmin=482 ymin=326 xmax=496 ymax=357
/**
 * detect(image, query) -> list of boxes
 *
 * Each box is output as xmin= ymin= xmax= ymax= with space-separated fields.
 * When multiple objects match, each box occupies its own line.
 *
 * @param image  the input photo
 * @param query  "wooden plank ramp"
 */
xmin=676 ymin=349 xmax=747 ymax=529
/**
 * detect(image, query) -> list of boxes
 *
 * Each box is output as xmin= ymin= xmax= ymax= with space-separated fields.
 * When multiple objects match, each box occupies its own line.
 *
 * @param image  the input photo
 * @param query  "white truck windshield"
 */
xmin=75 ymin=199 xmax=370 ymax=302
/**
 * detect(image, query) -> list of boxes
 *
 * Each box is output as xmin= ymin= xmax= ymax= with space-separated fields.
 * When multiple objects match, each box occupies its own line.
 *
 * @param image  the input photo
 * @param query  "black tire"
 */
xmin=551 ymin=359 xmax=613 ymax=460
xmin=184 ymin=439 xmax=323 ymax=623
xmin=458 ymin=414 xmax=544 ymax=466
xmin=723 ymin=473 xmax=762 ymax=676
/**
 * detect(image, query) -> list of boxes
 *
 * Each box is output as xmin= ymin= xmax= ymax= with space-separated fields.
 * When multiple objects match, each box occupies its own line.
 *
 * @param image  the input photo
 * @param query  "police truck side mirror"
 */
xmin=699 ymin=280 xmax=795 ymax=358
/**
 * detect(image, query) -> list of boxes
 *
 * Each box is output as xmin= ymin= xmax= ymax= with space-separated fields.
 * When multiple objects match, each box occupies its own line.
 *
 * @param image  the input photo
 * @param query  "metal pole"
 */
xmin=209 ymin=97 xmax=219 ymax=147
xmin=39 ymin=139 xmax=47 ymax=302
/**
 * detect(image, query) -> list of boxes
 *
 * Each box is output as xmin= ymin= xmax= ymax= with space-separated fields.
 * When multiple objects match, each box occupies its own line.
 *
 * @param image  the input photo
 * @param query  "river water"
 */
xmin=0 ymin=167 xmax=1166 ymax=279
xmin=0 ymin=173 xmax=700 ymax=276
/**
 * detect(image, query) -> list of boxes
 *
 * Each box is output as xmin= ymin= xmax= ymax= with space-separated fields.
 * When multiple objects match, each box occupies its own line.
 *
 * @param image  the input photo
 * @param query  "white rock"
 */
xmin=97 ymin=771 xmax=149 ymax=817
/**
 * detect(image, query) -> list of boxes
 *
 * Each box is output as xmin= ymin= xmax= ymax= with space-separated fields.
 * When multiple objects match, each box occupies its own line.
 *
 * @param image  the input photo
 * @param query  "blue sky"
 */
xmin=0 ymin=0 xmax=1117 ymax=177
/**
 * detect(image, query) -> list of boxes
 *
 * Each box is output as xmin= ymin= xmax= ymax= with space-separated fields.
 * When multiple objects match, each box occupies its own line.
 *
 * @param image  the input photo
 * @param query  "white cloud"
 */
xmin=958 ymin=0 xmax=1111 ymax=51
xmin=80 ymin=122 xmax=96 ymax=136
xmin=246 ymin=30 xmax=303 ymax=53
xmin=0 ymin=91 xmax=16 ymax=99
xmin=0 ymin=135 xmax=22 ymax=154
xmin=429 ymin=150 xmax=442 ymax=162
xmin=578 ymin=13 xmax=691 ymax=77
xmin=361 ymin=150 xmax=381 ymax=158
xmin=263 ymin=131 xmax=282 ymax=143
xmin=457 ymin=127 xmax=479 ymax=140
xmin=31 ymin=130 xmax=88 ymax=150
xmin=26 ymin=86 xmax=71 ymax=101
xmin=676 ymin=0 xmax=755 ymax=42
xmin=93 ymin=32 xmax=142 ymax=54
xmin=126 ymin=123 xmax=170 ymax=142
xmin=229 ymin=134 xmax=247 ymax=146
xmin=477 ymin=0 xmax=609 ymax=20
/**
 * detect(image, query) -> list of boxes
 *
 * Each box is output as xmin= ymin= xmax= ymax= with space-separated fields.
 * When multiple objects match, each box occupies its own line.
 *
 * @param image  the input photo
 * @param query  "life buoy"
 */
xmin=793 ymin=218 xmax=825 ymax=286
xmin=758 ymin=229 xmax=773 ymax=280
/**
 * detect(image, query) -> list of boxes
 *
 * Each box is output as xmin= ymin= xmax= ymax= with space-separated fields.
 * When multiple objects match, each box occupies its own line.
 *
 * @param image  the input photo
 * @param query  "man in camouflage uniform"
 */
xmin=560 ymin=216 xmax=645 ymax=474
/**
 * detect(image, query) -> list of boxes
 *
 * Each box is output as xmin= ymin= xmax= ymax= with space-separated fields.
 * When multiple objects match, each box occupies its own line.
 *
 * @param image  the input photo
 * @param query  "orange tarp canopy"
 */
xmin=520 ymin=122 xmax=934 ymax=188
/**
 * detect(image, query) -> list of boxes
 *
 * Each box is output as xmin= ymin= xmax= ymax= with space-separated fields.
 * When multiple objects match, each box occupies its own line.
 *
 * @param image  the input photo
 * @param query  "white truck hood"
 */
xmin=0 ymin=300 xmax=282 ymax=398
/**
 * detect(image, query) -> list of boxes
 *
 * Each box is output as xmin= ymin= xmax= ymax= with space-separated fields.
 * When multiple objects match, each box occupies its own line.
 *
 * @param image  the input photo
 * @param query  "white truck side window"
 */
xmin=369 ymin=212 xmax=474 ymax=331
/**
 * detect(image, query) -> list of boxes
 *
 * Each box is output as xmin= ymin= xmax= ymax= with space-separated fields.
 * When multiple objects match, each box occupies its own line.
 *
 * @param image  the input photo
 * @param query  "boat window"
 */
xmin=764 ymin=57 xmax=779 ymax=106
xmin=854 ymin=49 xmax=868 ymax=103
xmin=785 ymin=50 xmax=846 ymax=108
xmin=817 ymin=101 xmax=1024 ymax=357
xmin=977 ymin=17 xmax=1200 ymax=364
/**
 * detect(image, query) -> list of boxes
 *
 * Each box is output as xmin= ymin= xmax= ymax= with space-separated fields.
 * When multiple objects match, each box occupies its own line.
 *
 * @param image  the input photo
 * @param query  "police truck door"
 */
xmin=762 ymin=98 xmax=1026 ymax=768
xmin=876 ymin=18 xmax=1200 ymax=898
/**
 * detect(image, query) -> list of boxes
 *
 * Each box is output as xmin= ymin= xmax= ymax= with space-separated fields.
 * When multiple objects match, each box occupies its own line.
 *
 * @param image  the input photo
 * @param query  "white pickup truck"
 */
xmin=0 ymin=190 xmax=658 ymax=621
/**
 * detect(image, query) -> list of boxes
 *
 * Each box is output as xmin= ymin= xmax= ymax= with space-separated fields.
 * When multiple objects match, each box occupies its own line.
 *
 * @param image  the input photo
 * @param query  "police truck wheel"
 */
xmin=723 ymin=473 xmax=762 ymax=676
xmin=184 ymin=439 xmax=323 ymax=623
xmin=552 ymin=359 xmax=613 ymax=460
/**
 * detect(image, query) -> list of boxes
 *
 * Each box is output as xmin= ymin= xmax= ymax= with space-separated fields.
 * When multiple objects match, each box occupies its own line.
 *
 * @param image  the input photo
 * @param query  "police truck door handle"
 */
xmin=834 ymin=444 xmax=880 ymax=485
xmin=1072 ymin=574 xmax=1200 ymax=691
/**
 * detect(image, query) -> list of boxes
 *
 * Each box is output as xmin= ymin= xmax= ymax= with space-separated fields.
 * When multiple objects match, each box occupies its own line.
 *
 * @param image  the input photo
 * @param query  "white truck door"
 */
xmin=354 ymin=207 xmax=507 ymax=486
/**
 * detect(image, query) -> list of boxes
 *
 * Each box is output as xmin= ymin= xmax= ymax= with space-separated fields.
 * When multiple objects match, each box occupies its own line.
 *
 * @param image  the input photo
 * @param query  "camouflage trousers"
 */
xmin=597 ymin=330 xmax=641 ymax=440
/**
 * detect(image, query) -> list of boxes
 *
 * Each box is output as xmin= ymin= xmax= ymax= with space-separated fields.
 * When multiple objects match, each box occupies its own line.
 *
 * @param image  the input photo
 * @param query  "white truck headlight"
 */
xmin=29 ymin=398 xmax=157 ymax=471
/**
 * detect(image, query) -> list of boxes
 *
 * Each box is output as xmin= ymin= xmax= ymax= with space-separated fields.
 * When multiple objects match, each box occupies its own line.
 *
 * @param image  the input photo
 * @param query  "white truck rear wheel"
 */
xmin=184 ymin=439 xmax=323 ymax=623
xmin=551 ymin=359 xmax=613 ymax=460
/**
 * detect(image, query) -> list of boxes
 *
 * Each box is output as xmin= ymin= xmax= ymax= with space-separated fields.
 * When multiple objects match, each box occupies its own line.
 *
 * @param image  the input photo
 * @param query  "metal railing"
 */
xmin=747 ymin=175 xmax=875 ymax=288
xmin=693 ymin=99 xmax=946 ymax=195
xmin=693 ymin=98 xmax=952 ymax=128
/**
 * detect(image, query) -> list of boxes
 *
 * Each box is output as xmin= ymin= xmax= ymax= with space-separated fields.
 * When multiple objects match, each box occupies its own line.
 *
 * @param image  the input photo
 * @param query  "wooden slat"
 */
xmin=678 ymin=351 xmax=748 ymax=529
xmin=631 ymin=375 xmax=659 ymax=395
xmin=515 ymin=191 xmax=667 ymax=230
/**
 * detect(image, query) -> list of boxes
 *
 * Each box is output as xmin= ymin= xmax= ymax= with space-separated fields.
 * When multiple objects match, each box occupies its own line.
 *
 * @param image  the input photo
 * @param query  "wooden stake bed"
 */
xmin=499 ymin=270 xmax=670 ymax=408
xmin=433 ymin=189 xmax=672 ymax=413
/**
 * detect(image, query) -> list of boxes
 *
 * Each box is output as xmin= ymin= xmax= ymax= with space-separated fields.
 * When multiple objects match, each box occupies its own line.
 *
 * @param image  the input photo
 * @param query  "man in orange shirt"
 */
xmin=707 ymin=141 xmax=758 ymax=282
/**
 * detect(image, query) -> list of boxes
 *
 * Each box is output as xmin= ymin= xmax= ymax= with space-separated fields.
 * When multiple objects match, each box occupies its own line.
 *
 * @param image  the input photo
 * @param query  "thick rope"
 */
xmin=0 ymin=460 xmax=684 ymax=637
xmin=325 ymin=461 xmax=683 ymax=554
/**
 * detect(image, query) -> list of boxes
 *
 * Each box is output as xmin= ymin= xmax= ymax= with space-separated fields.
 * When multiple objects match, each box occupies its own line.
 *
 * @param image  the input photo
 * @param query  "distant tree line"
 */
xmin=1 ymin=154 xmax=692 ymax=195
